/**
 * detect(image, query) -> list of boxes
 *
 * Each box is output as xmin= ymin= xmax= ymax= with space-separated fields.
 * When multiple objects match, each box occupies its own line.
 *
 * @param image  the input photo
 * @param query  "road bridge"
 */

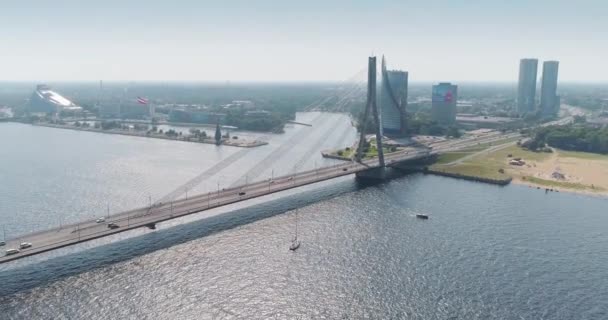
xmin=0 ymin=123 xmax=525 ymax=265
xmin=0 ymin=148 xmax=432 ymax=264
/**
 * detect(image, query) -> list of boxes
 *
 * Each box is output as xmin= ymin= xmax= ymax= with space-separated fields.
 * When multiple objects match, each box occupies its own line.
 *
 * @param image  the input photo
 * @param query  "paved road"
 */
xmin=443 ymin=140 xmax=519 ymax=166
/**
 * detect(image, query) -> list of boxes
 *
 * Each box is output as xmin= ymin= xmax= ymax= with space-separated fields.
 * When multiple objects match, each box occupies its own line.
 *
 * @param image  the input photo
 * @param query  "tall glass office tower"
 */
xmin=379 ymin=56 xmax=408 ymax=136
xmin=540 ymin=61 xmax=560 ymax=117
xmin=517 ymin=58 xmax=538 ymax=114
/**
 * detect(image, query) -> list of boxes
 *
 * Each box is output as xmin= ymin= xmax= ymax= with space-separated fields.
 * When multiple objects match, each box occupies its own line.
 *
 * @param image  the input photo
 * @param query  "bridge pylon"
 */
xmin=355 ymin=56 xmax=388 ymax=180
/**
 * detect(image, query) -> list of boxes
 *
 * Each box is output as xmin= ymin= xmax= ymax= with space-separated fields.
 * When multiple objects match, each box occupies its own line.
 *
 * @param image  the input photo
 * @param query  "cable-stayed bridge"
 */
xmin=0 ymin=57 xmax=524 ymax=264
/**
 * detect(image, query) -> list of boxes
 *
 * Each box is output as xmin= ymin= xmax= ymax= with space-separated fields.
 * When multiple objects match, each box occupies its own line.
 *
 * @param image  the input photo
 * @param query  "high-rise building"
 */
xmin=431 ymin=82 xmax=458 ymax=124
xmin=540 ymin=61 xmax=560 ymax=117
xmin=379 ymin=56 xmax=408 ymax=136
xmin=517 ymin=58 xmax=538 ymax=114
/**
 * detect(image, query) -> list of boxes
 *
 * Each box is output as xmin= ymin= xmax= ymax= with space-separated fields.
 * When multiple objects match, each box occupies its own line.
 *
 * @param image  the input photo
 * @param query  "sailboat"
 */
xmin=289 ymin=209 xmax=301 ymax=251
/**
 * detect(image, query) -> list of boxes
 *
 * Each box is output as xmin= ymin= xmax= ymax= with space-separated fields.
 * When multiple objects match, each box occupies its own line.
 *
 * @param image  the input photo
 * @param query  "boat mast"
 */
xmin=295 ymin=209 xmax=298 ymax=240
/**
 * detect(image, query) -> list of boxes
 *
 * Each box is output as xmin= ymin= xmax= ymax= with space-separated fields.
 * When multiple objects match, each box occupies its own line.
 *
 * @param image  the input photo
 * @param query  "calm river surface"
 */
xmin=1 ymin=113 xmax=607 ymax=319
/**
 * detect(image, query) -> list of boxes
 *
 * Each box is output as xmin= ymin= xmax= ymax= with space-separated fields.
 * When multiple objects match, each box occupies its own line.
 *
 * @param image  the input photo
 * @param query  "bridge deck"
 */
xmin=0 ymin=150 xmax=429 ymax=264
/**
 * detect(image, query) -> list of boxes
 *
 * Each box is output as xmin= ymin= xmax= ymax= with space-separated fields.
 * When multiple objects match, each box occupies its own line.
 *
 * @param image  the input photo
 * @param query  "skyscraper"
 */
xmin=431 ymin=82 xmax=458 ymax=124
xmin=540 ymin=61 xmax=560 ymax=117
xmin=517 ymin=58 xmax=538 ymax=114
xmin=379 ymin=56 xmax=408 ymax=136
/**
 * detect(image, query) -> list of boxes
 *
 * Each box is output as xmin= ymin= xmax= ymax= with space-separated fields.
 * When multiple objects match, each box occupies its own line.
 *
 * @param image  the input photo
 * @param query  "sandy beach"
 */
xmin=507 ymin=149 xmax=608 ymax=197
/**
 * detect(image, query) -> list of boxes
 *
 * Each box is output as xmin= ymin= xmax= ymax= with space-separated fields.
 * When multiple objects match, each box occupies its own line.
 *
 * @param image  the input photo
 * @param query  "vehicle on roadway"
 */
xmin=19 ymin=242 xmax=32 ymax=249
xmin=342 ymin=168 xmax=348 ymax=171
xmin=238 ymin=192 xmax=246 ymax=196
xmin=96 ymin=217 xmax=106 ymax=223
xmin=5 ymin=248 xmax=20 ymax=255
xmin=107 ymin=223 xmax=120 ymax=229
xmin=0 ymin=241 xmax=5 ymax=247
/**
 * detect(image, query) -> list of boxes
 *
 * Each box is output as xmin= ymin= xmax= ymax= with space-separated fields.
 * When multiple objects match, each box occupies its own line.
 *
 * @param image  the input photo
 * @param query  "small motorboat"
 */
xmin=416 ymin=214 xmax=429 ymax=220
xmin=289 ymin=239 xmax=301 ymax=251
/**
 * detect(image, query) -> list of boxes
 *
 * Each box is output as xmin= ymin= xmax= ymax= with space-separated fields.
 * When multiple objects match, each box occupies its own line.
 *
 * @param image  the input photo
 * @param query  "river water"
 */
xmin=1 ymin=113 xmax=608 ymax=319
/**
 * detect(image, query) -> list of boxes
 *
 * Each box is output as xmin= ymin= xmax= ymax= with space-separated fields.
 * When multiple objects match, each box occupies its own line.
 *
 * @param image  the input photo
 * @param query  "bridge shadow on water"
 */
xmin=0 ymin=173 xmax=405 ymax=297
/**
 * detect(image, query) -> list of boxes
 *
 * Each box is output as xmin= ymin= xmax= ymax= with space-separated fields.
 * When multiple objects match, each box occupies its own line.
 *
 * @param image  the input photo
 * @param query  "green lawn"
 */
xmin=431 ymin=145 xmax=550 ymax=181
xmin=431 ymin=163 xmax=511 ymax=180
xmin=430 ymin=143 xmax=608 ymax=192
xmin=363 ymin=145 xmax=400 ymax=159
xmin=336 ymin=148 xmax=355 ymax=158
xmin=435 ymin=152 xmax=474 ymax=164
xmin=488 ymin=145 xmax=552 ymax=162
xmin=458 ymin=136 xmax=521 ymax=152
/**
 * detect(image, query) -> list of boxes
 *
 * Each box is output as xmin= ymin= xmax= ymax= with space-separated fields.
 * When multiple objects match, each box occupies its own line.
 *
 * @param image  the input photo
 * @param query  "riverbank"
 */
xmin=431 ymin=144 xmax=608 ymax=197
xmin=424 ymin=168 xmax=512 ymax=185
xmin=32 ymin=122 xmax=268 ymax=148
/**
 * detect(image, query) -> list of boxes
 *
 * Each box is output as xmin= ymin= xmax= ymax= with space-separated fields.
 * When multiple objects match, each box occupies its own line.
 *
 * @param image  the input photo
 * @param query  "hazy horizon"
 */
xmin=2 ymin=0 xmax=607 ymax=82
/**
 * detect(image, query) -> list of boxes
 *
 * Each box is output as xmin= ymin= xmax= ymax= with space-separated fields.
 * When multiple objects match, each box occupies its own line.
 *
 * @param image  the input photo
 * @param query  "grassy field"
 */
xmin=330 ymin=143 xmax=400 ymax=160
xmin=431 ymin=143 xmax=608 ymax=194
xmin=335 ymin=148 xmax=355 ymax=159
xmin=430 ymin=145 xmax=551 ymax=181
xmin=434 ymin=152 xmax=474 ymax=164
xmin=363 ymin=145 xmax=399 ymax=159
xmin=431 ymin=163 xmax=511 ymax=180
xmin=458 ymin=136 xmax=521 ymax=152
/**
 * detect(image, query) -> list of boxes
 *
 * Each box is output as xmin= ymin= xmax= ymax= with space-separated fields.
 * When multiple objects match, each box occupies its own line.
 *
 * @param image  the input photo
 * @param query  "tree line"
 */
xmin=524 ymin=124 xmax=608 ymax=154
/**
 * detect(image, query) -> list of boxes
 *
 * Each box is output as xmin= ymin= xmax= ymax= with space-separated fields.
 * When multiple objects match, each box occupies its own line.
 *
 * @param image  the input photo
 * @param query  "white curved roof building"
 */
xmin=29 ymin=84 xmax=82 ymax=113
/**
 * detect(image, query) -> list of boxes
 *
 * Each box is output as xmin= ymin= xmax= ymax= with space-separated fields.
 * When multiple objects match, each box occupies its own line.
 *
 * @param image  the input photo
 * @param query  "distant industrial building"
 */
xmin=232 ymin=100 xmax=255 ymax=109
xmin=0 ymin=106 xmax=13 ymax=119
xmin=517 ymin=58 xmax=538 ymax=114
xmin=456 ymin=114 xmax=522 ymax=129
xmin=169 ymin=109 xmax=226 ymax=124
xmin=244 ymin=110 xmax=271 ymax=118
xmin=431 ymin=82 xmax=458 ymax=124
xmin=28 ymin=85 xmax=82 ymax=114
xmin=99 ymin=104 xmax=121 ymax=118
xmin=118 ymin=105 xmax=150 ymax=119
xmin=379 ymin=56 xmax=408 ymax=136
xmin=540 ymin=61 xmax=560 ymax=117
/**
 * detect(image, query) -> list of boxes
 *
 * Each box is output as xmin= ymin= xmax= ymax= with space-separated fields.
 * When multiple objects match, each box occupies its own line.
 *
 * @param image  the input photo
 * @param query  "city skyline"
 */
xmin=1 ymin=0 xmax=607 ymax=82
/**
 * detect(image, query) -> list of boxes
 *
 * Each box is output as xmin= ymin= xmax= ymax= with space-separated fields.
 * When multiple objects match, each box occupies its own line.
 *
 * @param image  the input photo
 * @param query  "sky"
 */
xmin=1 ymin=0 xmax=607 ymax=82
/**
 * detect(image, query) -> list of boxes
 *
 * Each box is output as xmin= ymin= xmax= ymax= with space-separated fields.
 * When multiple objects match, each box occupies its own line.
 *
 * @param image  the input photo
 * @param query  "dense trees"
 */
xmin=224 ymin=112 xmax=284 ymax=133
xmin=525 ymin=125 xmax=608 ymax=154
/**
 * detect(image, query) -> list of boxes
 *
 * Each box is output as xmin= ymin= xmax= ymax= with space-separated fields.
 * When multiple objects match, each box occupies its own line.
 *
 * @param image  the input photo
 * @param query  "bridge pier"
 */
xmin=355 ymin=167 xmax=388 ymax=182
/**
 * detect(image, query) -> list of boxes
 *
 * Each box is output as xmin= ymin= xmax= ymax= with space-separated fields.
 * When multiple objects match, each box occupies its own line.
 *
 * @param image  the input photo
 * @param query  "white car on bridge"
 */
xmin=19 ymin=242 xmax=32 ymax=249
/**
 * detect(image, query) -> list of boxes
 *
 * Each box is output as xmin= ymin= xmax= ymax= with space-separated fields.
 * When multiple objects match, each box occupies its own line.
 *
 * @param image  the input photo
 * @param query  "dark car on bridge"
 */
xmin=107 ymin=223 xmax=120 ymax=229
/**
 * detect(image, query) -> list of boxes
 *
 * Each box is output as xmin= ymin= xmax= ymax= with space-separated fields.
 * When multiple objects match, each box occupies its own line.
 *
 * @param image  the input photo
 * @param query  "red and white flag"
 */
xmin=137 ymin=97 xmax=149 ymax=105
